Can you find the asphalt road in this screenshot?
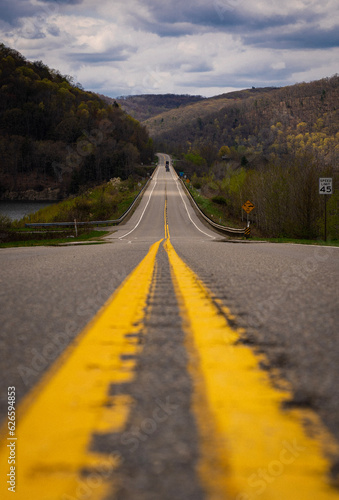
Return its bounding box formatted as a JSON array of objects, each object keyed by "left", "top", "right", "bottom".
[{"left": 0, "top": 153, "right": 338, "bottom": 499}]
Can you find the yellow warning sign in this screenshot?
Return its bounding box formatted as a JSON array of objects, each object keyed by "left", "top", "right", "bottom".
[{"left": 242, "top": 200, "right": 255, "bottom": 214}]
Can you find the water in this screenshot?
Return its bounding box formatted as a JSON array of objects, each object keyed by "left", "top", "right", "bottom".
[{"left": 0, "top": 201, "right": 56, "bottom": 222}]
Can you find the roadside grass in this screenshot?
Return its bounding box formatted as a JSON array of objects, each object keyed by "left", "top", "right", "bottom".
[
  {"left": 0, "top": 230, "right": 109, "bottom": 248},
  {"left": 187, "top": 184, "right": 244, "bottom": 228},
  {"left": 14, "top": 177, "right": 149, "bottom": 227}
]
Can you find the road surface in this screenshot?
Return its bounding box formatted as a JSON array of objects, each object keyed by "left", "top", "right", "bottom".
[{"left": 0, "top": 153, "right": 339, "bottom": 499}]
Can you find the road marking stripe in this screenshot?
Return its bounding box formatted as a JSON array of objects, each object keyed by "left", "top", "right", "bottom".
[
  {"left": 164, "top": 192, "right": 169, "bottom": 239},
  {"left": 165, "top": 237, "right": 339, "bottom": 500},
  {"left": 119, "top": 168, "right": 159, "bottom": 240},
  {"left": 0, "top": 239, "right": 163, "bottom": 500},
  {"left": 170, "top": 169, "right": 215, "bottom": 239}
]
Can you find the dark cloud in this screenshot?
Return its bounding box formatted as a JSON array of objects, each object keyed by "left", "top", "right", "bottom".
[
  {"left": 136, "top": 20, "right": 202, "bottom": 38},
  {"left": 243, "top": 25, "right": 339, "bottom": 49},
  {"left": 38, "top": 0, "right": 83, "bottom": 4},
  {"left": 143, "top": 0, "right": 242, "bottom": 26},
  {"left": 133, "top": 2, "right": 245, "bottom": 36},
  {"left": 47, "top": 24, "right": 61, "bottom": 36},
  {"left": 0, "top": 0, "right": 37, "bottom": 24},
  {"left": 133, "top": 0, "right": 333, "bottom": 50},
  {"left": 69, "top": 47, "right": 136, "bottom": 65},
  {"left": 137, "top": 1, "right": 310, "bottom": 31},
  {"left": 181, "top": 62, "right": 214, "bottom": 73},
  {"left": 21, "top": 27, "right": 46, "bottom": 40},
  {"left": 0, "top": 0, "right": 82, "bottom": 26},
  {"left": 149, "top": 3, "right": 241, "bottom": 26}
]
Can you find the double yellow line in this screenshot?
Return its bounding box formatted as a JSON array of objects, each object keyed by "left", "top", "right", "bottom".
[{"left": 1, "top": 197, "right": 338, "bottom": 500}]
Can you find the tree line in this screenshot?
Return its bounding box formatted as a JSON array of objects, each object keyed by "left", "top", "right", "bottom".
[{"left": 183, "top": 151, "right": 338, "bottom": 240}]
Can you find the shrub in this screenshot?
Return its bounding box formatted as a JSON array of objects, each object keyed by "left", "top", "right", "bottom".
[
  {"left": 0, "top": 214, "right": 12, "bottom": 229},
  {"left": 212, "top": 195, "right": 227, "bottom": 206}
]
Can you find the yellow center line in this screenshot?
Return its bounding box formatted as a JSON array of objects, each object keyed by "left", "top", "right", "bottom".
[
  {"left": 0, "top": 239, "right": 163, "bottom": 500},
  {"left": 164, "top": 197, "right": 168, "bottom": 239},
  {"left": 164, "top": 237, "right": 339, "bottom": 500},
  {"left": 164, "top": 187, "right": 169, "bottom": 240}
]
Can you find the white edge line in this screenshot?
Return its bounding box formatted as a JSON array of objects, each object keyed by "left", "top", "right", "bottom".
[
  {"left": 119, "top": 168, "right": 159, "bottom": 240},
  {"left": 170, "top": 166, "right": 215, "bottom": 240}
]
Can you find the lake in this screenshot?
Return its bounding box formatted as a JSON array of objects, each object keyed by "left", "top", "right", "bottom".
[{"left": 0, "top": 201, "right": 56, "bottom": 221}]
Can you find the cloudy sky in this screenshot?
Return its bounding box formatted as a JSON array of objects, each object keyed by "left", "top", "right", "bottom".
[{"left": 0, "top": 0, "right": 338, "bottom": 97}]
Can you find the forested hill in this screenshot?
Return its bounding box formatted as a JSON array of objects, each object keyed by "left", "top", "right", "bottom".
[
  {"left": 0, "top": 44, "right": 154, "bottom": 199},
  {"left": 112, "top": 94, "right": 205, "bottom": 122},
  {"left": 143, "top": 87, "right": 278, "bottom": 139},
  {"left": 148, "top": 77, "right": 338, "bottom": 241},
  {"left": 150, "top": 76, "right": 339, "bottom": 169},
  {"left": 113, "top": 89, "right": 278, "bottom": 126}
]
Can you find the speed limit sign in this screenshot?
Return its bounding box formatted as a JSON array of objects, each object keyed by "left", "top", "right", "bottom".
[{"left": 319, "top": 178, "right": 332, "bottom": 194}]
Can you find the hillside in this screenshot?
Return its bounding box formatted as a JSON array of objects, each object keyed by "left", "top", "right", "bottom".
[
  {"left": 111, "top": 94, "right": 205, "bottom": 122},
  {"left": 0, "top": 44, "right": 154, "bottom": 200},
  {"left": 161, "top": 76, "right": 339, "bottom": 240},
  {"left": 143, "top": 87, "right": 278, "bottom": 138},
  {"left": 151, "top": 77, "right": 339, "bottom": 169}
]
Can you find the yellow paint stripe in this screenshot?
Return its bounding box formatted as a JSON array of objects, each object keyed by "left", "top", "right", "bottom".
[
  {"left": 0, "top": 239, "right": 162, "bottom": 500},
  {"left": 164, "top": 192, "right": 169, "bottom": 239},
  {"left": 165, "top": 238, "right": 339, "bottom": 500},
  {"left": 164, "top": 198, "right": 168, "bottom": 239}
]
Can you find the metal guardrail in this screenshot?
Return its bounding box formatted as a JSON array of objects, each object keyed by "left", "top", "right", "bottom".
[
  {"left": 25, "top": 175, "right": 153, "bottom": 228},
  {"left": 180, "top": 178, "right": 246, "bottom": 237}
]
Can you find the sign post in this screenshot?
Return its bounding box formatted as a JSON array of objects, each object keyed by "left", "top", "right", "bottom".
[
  {"left": 319, "top": 178, "right": 332, "bottom": 242},
  {"left": 242, "top": 200, "right": 255, "bottom": 238}
]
